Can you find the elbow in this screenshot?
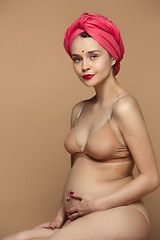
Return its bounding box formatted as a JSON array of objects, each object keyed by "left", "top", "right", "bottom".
[
  {"left": 150, "top": 174, "right": 160, "bottom": 191},
  {"left": 155, "top": 175, "right": 160, "bottom": 189}
]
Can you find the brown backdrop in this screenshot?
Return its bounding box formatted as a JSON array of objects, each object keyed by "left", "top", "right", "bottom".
[{"left": 0, "top": 0, "right": 159, "bottom": 239}]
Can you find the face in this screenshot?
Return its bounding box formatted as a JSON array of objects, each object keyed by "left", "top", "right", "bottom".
[{"left": 70, "top": 36, "right": 116, "bottom": 87}]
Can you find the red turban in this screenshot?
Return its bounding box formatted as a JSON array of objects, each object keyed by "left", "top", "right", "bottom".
[{"left": 64, "top": 13, "right": 124, "bottom": 75}]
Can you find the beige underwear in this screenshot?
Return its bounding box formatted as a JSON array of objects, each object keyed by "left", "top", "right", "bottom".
[{"left": 126, "top": 200, "right": 150, "bottom": 226}]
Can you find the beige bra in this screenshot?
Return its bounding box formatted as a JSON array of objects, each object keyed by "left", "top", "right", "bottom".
[{"left": 64, "top": 95, "right": 134, "bottom": 163}]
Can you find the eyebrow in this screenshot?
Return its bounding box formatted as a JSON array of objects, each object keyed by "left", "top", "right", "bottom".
[
  {"left": 71, "top": 50, "right": 101, "bottom": 57},
  {"left": 88, "top": 50, "right": 101, "bottom": 53}
]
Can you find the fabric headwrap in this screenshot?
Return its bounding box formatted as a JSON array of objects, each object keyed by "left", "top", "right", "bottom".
[{"left": 64, "top": 13, "right": 124, "bottom": 75}]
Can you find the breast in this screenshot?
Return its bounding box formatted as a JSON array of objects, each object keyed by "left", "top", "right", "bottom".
[
  {"left": 64, "top": 122, "right": 132, "bottom": 162},
  {"left": 84, "top": 123, "right": 131, "bottom": 161}
]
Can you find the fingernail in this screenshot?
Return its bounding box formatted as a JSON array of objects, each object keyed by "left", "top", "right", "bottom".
[
  {"left": 49, "top": 226, "right": 54, "bottom": 230},
  {"left": 70, "top": 191, "right": 74, "bottom": 195}
]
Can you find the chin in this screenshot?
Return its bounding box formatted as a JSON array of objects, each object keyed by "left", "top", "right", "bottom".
[
  {"left": 82, "top": 80, "right": 97, "bottom": 88},
  {"left": 78, "top": 77, "right": 96, "bottom": 87}
]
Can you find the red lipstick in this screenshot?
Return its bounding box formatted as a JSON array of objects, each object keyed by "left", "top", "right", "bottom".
[{"left": 82, "top": 74, "right": 95, "bottom": 79}]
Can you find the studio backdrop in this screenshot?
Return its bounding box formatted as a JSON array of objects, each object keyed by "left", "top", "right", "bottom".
[{"left": 0, "top": 0, "right": 159, "bottom": 239}]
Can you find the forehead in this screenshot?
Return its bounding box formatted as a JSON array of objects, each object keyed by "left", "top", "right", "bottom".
[{"left": 70, "top": 36, "right": 104, "bottom": 54}]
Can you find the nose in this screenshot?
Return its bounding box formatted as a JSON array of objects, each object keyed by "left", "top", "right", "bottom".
[{"left": 82, "top": 59, "right": 90, "bottom": 72}]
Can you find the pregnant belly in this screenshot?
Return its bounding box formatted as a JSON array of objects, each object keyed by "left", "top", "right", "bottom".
[{"left": 63, "top": 157, "right": 134, "bottom": 212}]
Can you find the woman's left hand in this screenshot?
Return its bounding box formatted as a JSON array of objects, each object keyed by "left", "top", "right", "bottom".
[{"left": 66, "top": 192, "right": 102, "bottom": 221}]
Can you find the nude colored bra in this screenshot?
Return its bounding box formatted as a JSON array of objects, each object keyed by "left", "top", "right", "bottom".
[{"left": 64, "top": 95, "right": 133, "bottom": 163}]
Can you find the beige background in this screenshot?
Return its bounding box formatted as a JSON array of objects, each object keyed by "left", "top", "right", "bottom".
[{"left": 0, "top": 0, "right": 159, "bottom": 239}]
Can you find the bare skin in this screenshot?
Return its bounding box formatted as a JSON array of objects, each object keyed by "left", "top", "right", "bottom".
[{"left": 3, "top": 36, "right": 159, "bottom": 240}]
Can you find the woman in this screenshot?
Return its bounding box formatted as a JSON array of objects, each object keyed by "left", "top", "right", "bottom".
[{"left": 3, "top": 12, "right": 159, "bottom": 240}]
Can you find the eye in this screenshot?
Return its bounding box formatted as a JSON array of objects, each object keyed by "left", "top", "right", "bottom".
[
  {"left": 72, "top": 57, "right": 82, "bottom": 62},
  {"left": 90, "top": 54, "right": 97, "bottom": 59}
]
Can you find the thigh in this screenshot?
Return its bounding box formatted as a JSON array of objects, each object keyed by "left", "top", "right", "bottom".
[
  {"left": 48, "top": 206, "right": 150, "bottom": 240},
  {"left": 2, "top": 228, "right": 59, "bottom": 240}
]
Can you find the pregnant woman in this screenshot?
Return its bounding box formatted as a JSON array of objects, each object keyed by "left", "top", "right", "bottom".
[{"left": 3, "top": 12, "right": 159, "bottom": 240}]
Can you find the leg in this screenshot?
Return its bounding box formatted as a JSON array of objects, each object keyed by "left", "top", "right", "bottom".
[
  {"left": 2, "top": 228, "right": 59, "bottom": 240},
  {"left": 47, "top": 206, "right": 150, "bottom": 240}
]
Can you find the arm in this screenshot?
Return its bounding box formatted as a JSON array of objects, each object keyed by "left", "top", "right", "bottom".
[
  {"left": 35, "top": 197, "right": 67, "bottom": 229},
  {"left": 96, "top": 96, "right": 160, "bottom": 210},
  {"left": 44, "top": 100, "right": 84, "bottom": 226},
  {"left": 36, "top": 101, "right": 87, "bottom": 227},
  {"left": 52, "top": 197, "right": 68, "bottom": 225},
  {"left": 49, "top": 99, "right": 85, "bottom": 223},
  {"left": 36, "top": 100, "right": 86, "bottom": 228},
  {"left": 70, "top": 100, "right": 86, "bottom": 168}
]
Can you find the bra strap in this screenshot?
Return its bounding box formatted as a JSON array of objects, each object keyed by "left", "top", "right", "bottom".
[
  {"left": 77, "top": 101, "right": 86, "bottom": 118},
  {"left": 109, "top": 94, "right": 135, "bottom": 120},
  {"left": 77, "top": 95, "right": 135, "bottom": 120}
]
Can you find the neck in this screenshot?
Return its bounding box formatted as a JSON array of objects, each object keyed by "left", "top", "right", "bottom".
[{"left": 94, "top": 75, "right": 119, "bottom": 106}]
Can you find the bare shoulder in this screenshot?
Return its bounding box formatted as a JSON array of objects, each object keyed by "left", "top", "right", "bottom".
[
  {"left": 112, "top": 95, "right": 143, "bottom": 120},
  {"left": 71, "top": 96, "right": 94, "bottom": 116},
  {"left": 70, "top": 99, "right": 87, "bottom": 128},
  {"left": 112, "top": 95, "right": 149, "bottom": 149},
  {"left": 71, "top": 100, "right": 86, "bottom": 116}
]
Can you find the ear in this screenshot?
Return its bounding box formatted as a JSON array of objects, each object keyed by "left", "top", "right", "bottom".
[{"left": 111, "top": 58, "right": 116, "bottom": 67}]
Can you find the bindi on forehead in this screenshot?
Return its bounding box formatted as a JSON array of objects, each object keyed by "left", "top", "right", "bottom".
[{"left": 82, "top": 50, "right": 84, "bottom": 52}]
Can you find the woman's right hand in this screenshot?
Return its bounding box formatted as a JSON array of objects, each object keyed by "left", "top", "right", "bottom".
[{"left": 34, "top": 219, "right": 63, "bottom": 230}]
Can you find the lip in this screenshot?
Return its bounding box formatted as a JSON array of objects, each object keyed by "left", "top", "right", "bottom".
[{"left": 82, "top": 74, "right": 95, "bottom": 79}]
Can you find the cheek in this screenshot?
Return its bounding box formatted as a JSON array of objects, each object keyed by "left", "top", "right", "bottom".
[
  {"left": 96, "top": 58, "right": 111, "bottom": 72},
  {"left": 73, "top": 64, "right": 80, "bottom": 75},
  {"left": 96, "top": 62, "right": 107, "bottom": 72}
]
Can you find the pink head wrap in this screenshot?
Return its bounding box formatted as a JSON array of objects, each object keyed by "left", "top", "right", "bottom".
[{"left": 64, "top": 13, "right": 124, "bottom": 75}]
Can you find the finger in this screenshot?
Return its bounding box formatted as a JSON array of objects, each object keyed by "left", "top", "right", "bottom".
[
  {"left": 66, "top": 206, "right": 77, "bottom": 216},
  {"left": 47, "top": 226, "right": 55, "bottom": 230},
  {"left": 34, "top": 222, "right": 50, "bottom": 229},
  {"left": 68, "top": 212, "right": 79, "bottom": 221},
  {"left": 70, "top": 192, "right": 82, "bottom": 200},
  {"left": 47, "top": 222, "right": 57, "bottom": 230}
]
